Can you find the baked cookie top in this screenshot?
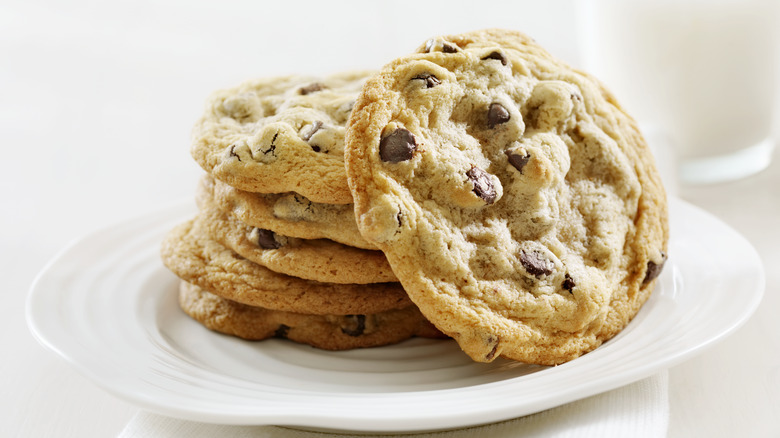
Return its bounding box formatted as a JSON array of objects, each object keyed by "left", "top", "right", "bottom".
[
  {"left": 192, "top": 70, "right": 372, "bottom": 204},
  {"left": 344, "top": 29, "right": 668, "bottom": 365}
]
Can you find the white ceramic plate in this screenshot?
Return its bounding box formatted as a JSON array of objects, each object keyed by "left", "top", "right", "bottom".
[{"left": 26, "top": 197, "right": 764, "bottom": 433}]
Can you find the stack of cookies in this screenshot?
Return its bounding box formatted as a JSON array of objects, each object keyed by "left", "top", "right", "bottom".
[
  {"left": 160, "top": 71, "right": 444, "bottom": 350},
  {"left": 162, "top": 29, "right": 669, "bottom": 365}
]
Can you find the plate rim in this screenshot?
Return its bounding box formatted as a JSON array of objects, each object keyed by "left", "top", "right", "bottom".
[{"left": 25, "top": 196, "right": 765, "bottom": 432}]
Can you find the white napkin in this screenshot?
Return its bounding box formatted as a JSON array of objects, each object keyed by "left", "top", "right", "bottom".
[{"left": 118, "top": 371, "right": 668, "bottom": 438}]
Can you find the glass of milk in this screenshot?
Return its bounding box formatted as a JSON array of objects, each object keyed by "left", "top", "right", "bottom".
[{"left": 579, "top": 0, "right": 779, "bottom": 185}]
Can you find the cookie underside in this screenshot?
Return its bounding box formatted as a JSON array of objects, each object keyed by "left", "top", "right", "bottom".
[
  {"left": 179, "top": 281, "right": 444, "bottom": 350},
  {"left": 160, "top": 218, "right": 412, "bottom": 315}
]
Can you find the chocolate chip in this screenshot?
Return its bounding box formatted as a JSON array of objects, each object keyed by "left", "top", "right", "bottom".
[
  {"left": 300, "top": 121, "right": 323, "bottom": 142},
  {"left": 487, "top": 103, "right": 510, "bottom": 128},
  {"left": 643, "top": 251, "right": 667, "bottom": 284},
  {"left": 256, "top": 228, "right": 281, "bottom": 249},
  {"left": 379, "top": 128, "right": 417, "bottom": 163},
  {"left": 505, "top": 150, "right": 530, "bottom": 173},
  {"left": 466, "top": 166, "right": 497, "bottom": 204},
  {"left": 424, "top": 39, "right": 458, "bottom": 53},
  {"left": 442, "top": 43, "right": 458, "bottom": 53},
  {"left": 341, "top": 315, "right": 366, "bottom": 337},
  {"left": 274, "top": 324, "right": 290, "bottom": 339},
  {"left": 299, "top": 83, "right": 325, "bottom": 95},
  {"left": 482, "top": 51, "right": 508, "bottom": 66},
  {"left": 520, "top": 250, "right": 554, "bottom": 278},
  {"left": 484, "top": 337, "right": 500, "bottom": 361},
  {"left": 300, "top": 121, "right": 325, "bottom": 152},
  {"left": 643, "top": 262, "right": 662, "bottom": 284},
  {"left": 412, "top": 73, "right": 441, "bottom": 88},
  {"left": 562, "top": 274, "right": 575, "bottom": 293}
]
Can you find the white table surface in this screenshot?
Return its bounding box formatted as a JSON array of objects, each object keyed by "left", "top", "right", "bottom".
[{"left": 3, "top": 1, "right": 779, "bottom": 436}]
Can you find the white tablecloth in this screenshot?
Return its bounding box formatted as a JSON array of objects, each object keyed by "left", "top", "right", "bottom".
[{"left": 119, "top": 372, "right": 668, "bottom": 438}]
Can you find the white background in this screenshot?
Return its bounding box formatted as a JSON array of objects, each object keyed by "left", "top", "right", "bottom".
[{"left": 2, "top": 0, "right": 778, "bottom": 436}]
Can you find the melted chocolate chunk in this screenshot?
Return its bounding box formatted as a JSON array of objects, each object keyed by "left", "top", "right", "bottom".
[
  {"left": 466, "top": 166, "right": 497, "bottom": 204},
  {"left": 643, "top": 251, "right": 668, "bottom": 284},
  {"left": 299, "top": 83, "right": 325, "bottom": 95},
  {"left": 424, "top": 39, "right": 458, "bottom": 53},
  {"left": 487, "top": 103, "right": 510, "bottom": 128},
  {"left": 301, "top": 121, "right": 325, "bottom": 152},
  {"left": 256, "top": 228, "right": 282, "bottom": 249},
  {"left": 442, "top": 43, "right": 458, "bottom": 53},
  {"left": 274, "top": 324, "right": 290, "bottom": 339},
  {"left": 484, "top": 337, "right": 500, "bottom": 361},
  {"left": 481, "top": 51, "right": 508, "bottom": 66},
  {"left": 300, "top": 121, "right": 323, "bottom": 142},
  {"left": 562, "top": 274, "right": 575, "bottom": 293},
  {"left": 341, "top": 315, "right": 366, "bottom": 337},
  {"left": 520, "top": 250, "right": 554, "bottom": 278},
  {"left": 412, "top": 73, "right": 441, "bottom": 88},
  {"left": 505, "top": 150, "right": 531, "bottom": 173},
  {"left": 379, "top": 128, "right": 417, "bottom": 162}
]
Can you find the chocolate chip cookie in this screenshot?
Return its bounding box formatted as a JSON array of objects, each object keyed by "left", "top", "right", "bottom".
[
  {"left": 344, "top": 29, "right": 669, "bottom": 365},
  {"left": 161, "top": 217, "right": 411, "bottom": 315},
  {"left": 179, "top": 281, "right": 444, "bottom": 350},
  {"left": 192, "top": 71, "right": 372, "bottom": 205},
  {"left": 196, "top": 175, "right": 375, "bottom": 250},
  {"left": 195, "top": 204, "right": 397, "bottom": 284}
]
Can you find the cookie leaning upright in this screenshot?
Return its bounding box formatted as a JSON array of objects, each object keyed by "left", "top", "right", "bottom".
[
  {"left": 192, "top": 71, "right": 372, "bottom": 205},
  {"left": 344, "top": 29, "right": 669, "bottom": 365}
]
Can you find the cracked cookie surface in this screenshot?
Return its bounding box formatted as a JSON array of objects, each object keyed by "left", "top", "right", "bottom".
[
  {"left": 192, "top": 71, "right": 372, "bottom": 204},
  {"left": 345, "top": 29, "right": 668, "bottom": 365}
]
